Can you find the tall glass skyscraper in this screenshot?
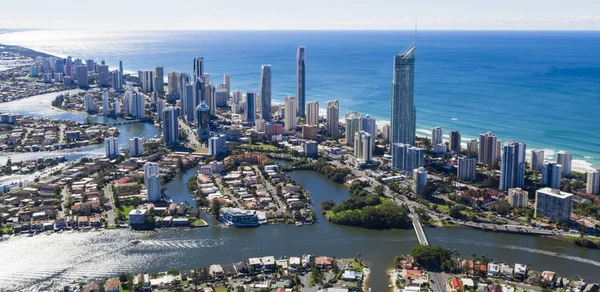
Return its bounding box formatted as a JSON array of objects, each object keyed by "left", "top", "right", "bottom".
[
  {"left": 296, "top": 46, "right": 306, "bottom": 117},
  {"left": 390, "top": 44, "right": 416, "bottom": 146},
  {"left": 259, "top": 65, "right": 272, "bottom": 121}
]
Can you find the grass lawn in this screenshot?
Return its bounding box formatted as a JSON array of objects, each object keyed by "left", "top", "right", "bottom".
[
  {"left": 191, "top": 219, "right": 208, "bottom": 227},
  {"left": 1, "top": 225, "right": 13, "bottom": 234},
  {"left": 118, "top": 205, "right": 136, "bottom": 220},
  {"left": 381, "top": 197, "right": 394, "bottom": 204},
  {"left": 441, "top": 221, "right": 460, "bottom": 227},
  {"left": 214, "top": 287, "right": 227, "bottom": 292},
  {"left": 342, "top": 258, "right": 364, "bottom": 272},
  {"left": 267, "top": 218, "right": 275, "bottom": 223},
  {"left": 242, "top": 144, "right": 279, "bottom": 151},
  {"left": 194, "top": 147, "right": 209, "bottom": 153}
]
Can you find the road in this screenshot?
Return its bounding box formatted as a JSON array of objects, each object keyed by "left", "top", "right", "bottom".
[
  {"left": 179, "top": 118, "right": 202, "bottom": 148},
  {"left": 429, "top": 272, "right": 449, "bottom": 292},
  {"left": 214, "top": 176, "right": 242, "bottom": 208},
  {"left": 253, "top": 165, "right": 286, "bottom": 212},
  {"left": 58, "top": 186, "right": 69, "bottom": 219},
  {"left": 103, "top": 183, "right": 116, "bottom": 226}
]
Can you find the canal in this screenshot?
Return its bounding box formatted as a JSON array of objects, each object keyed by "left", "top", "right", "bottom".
[{"left": 1, "top": 169, "right": 600, "bottom": 291}]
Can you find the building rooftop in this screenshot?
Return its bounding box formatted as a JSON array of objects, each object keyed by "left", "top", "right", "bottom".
[{"left": 537, "top": 187, "right": 574, "bottom": 199}]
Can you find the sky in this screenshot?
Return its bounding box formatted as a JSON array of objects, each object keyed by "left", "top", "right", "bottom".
[{"left": 1, "top": 0, "right": 599, "bottom": 31}]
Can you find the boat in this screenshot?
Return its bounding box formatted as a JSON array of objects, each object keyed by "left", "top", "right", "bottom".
[
  {"left": 295, "top": 222, "right": 303, "bottom": 226},
  {"left": 27, "top": 233, "right": 34, "bottom": 237},
  {"left": 131, "top": 240, "right": 141, "bottom": 245}
]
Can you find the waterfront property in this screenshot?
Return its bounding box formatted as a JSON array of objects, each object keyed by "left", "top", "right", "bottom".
[{"left": 219, "top": 207, "right": 259, "bottom": 227}]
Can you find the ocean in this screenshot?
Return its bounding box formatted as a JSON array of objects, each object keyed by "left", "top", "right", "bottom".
[{"left": 0, "top": 30, "right": 599, "bottom": 169}]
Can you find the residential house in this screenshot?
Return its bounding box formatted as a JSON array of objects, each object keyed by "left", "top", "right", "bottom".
[
  {"left": 105, "top": 278, "right": 120, "bottom": 292},
  {"left": 209, "top": 264, "right": 224, "bottom": 279},
  {"left": 234, "top": 261, "right": 249, "bottom": 275},
  {"left": 223, "top": 265, "right": 237, "bottom": 278},
  {"left": 315, "top": 257, "right": 333, "bottom": 270}
]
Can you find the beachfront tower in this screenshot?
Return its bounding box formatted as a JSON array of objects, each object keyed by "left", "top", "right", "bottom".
[
  {"left": 296, "top": 46, "right": 306, "bottom": 117},
  {"left": 259, "top": 65, "right": 272, "bottom": 121},
  {"left": 390, "top": 44, "right": 416, "bottom": 147}
]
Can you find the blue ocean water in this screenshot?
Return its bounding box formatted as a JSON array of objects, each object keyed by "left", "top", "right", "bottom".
[{"left": 1, "top": 30, "right": 599, "bottom": 169}]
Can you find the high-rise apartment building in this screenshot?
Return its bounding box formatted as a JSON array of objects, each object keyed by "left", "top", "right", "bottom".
[
  {"left": 296, "top": 46, "right": 306, "bottom": 117},
  {"left": 197, "top": 102, "right": 210, "bottom": 142},
  {"left": 105, "top": 136, "right": 119, "bottom": 158},
  {"left": 431, "top": 126, "right": 443, "bottom": 146},
  {"left": 390, "top": 44, "right": 416, "bottom": 146},
  {"left": 508, "top": 188, "right": 528, "bottom": 208},
  {"left": 326, "top": 100, "right": 339, "bottom": 138},
  {"left": 345, "top": 112, "right": 361, "bottom": 146},
  {"left": 306, "top": 101, "right": 319, "bottom": 126},
  {"left": 541, "top": 162, "right": 562, "bottom": 189},
  {"left": 392, "top": 143, "right": 424, "bottom": 175},
  {"left": 587, "top": 170, "right": 600, "bottom": 195},
  {"left": 531, "top": 150, "right": 545, "bottom": 171},
  {"left": 284, "top": 96, "right": 297, "bottom": 131},
  {"left": 457, "top": 156, "right": 477, "bottom": 181},
  {"left": 535, "top": 187, "right": 573, "bottom": 222},
  {"left": 556, "top": 151, "right": 572, "bottom": 177},
  {"left": 354, "top": 131, "right": 372, "bottom": 165},
  {"left": 478, "top": 132, "right": 498, "bottom": 166},
  {"left": 413, "top": 167, "right": 428, "bottom": 196},
  {"left": 162, "top": 106, "right": 179, "bottom": 147},
  {"left": 449, "top": 131, "right": 461, "bottom": 153},
  {"left": 128, "top": 137, "right": 144, "bottom": 157},
  {"left": 259, "top": 65, "right": 272, "bottom": 121},
  {"left": 499, "top": 141, "right": 526, "bottom": 191},
  {"left": 167, "top": 71, "right": 179, "bottom": 98},
  {"left": 245, "top": 91, "right": 256, "bottom": 125}
]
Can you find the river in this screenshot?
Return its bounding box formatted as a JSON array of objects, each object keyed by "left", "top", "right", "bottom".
[{"left": 1, "top": 168, "right": 600, "bottom": 291}]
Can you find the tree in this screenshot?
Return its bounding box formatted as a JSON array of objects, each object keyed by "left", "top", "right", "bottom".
[
  {"left": 211, "top": 199, "right": 222, "bottom": 217},
  {"left": 320, "top": 200, "right": 336, "bottom": 211}
]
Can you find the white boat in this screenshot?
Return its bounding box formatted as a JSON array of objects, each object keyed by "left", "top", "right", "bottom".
[
  {"left": 131, "top": 240, "right": 141, "bottom": 245},
  {"left": 295, "top": 222, "right": 303, "bottom": 226}
]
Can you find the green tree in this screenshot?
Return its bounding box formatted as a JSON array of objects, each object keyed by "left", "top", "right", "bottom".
[{"left": 211, "top": 199, "right": 222, "bottom": 217}]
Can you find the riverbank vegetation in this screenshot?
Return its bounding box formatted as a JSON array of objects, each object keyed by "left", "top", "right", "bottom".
[
  {"left": 322, "top": 182, "right": 411, "bottom": 229},
  {"left": 399, "top": 245, "right": 458, "bottom": 272},
  {"left": 286, "top": 158, "right": 351, "bottom": 184}
]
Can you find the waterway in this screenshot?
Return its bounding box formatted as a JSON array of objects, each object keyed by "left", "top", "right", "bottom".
[
  {"left": 1, "top": 169, "right": 600, "bottom": 291},
  {"left": 0, "top": 90, "right": 161, "bottom": 166}
]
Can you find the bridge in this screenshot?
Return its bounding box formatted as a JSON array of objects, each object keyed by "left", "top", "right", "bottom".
[
  {"left": 98, "top": 119, "right": 150, "bottom": 126},
  {"left": 409, "top": 206, "right": 429, "bottom": 246}
]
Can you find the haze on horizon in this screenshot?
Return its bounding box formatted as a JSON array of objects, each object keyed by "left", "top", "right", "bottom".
[{"left": 1, "top": 0, "right": 599, "bottom": 31}]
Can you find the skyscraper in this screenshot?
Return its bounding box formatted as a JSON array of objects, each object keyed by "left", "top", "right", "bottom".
[
  {"left": 556, "top": 151, "right": 572, "bottom": 177},
  {"left": 178, "top": 73, "right": 190, "bottom": 103},
  {"left": 119, "top": 60, "right": 123, "bottom": 84},
  {"left": 162, "top": 106, "right": 179, "bottom": 147},
  {"left": 131, "top": 92, "right": 145, "bottom": 119},
  {"left": 508, "top": 188, "right": 528, "bottom": 208},
  {"left": 431, "top": 126, "right": 443, "bottom": 146},
  {"left": 223, "top": 74, "right": 230, "bottom": 94},
  {"left": 326, "top": 100, "right": 339, "bottom": 138},
  {"left": 139, "top": 70, "right": 154, "bottom": 92},
  {"left": 245, "top": 91, "right": 256, "bottom": 125},
  {"left": 193, "top": 57, "right": 204, "bottom": 79},
  {"left": 531, "top": 150, "right": 545, "bottom": 171},
  {"left": 499, "top": 141, "right": 526, "bottom": 191},
  {"left": 354, "top": 131, "right": 372, "bottom": 164},
  {"left": 345, "top": 112, "right": 361, "bottom": 146},
  {"left": 110, "top": 70, "right": 122, "bottom": 90},
  {"left": 478, "top": 132, "right": 498, "bottom": 166},
  {"left": 65, "top": 56, "right": 74, "bottom": 78},
  {"left": 467, "top": 139, "right": 478, "bottom": 157},
  {"left": 182, "top": 84, "right": 196, "bottom": 123},
  {"left": 391, "top": 143, "right": 425, "bottom": 174},
  {"left": 284, "top": 96, "right": 297, "bottom": 131},
  {"left": 449, "top": 131, "right": 461, "bottom": 153},
  {"left": 206, "top": 83, "right": 216, "bottom": 116},
  {"left": 457, "top": 156, "right": 477, "bottom": 181},
  {"left": 360, "top": 115, "right": 377, "bottom": 148},
  {"left": 102, "top": 90, "right": 110, "bottom": 116},
  {"left": 76, "top": 65, "right": 88, "bottom": 88},
  {"left": 105, "top": 136, "right": 119, "bottom": 158},
  {"left": 296, "top": 46, "right": 306, "bottom": 117},
  {"left": 97, "top": 64, "right": 109, "bottom": 87},
  {"left": 154, "top": 66, "right": 164, "bottom": 94},
  {"left": 541, "top": 162, "right": 562, "bottom": 189},
  {"left": 382, "top": 124, "right": 390, "bottom": 143},
  {"left": 144, "top": 162, "right": 161, "bottom": 202},
  {"left": 413, "top": 167, "right": 428, "bottom": 196},
  {"left": 84, "top": 94, "right": 96, "bottom": 113},
  {"left": 306, "top": 101, "right": 319, "bottom": 126},
  {"left": 587, "top": 170, "right": 600, "bottom": 195},
  {"left": 260, "top": 65, "right": 272, "bottom": 121},
  {"left": 167, "top": 71, "right": 179, "bottom": 98},
  {"left": 535, "top": 187, "right": 573, "bottom": 222},
  {"left": 128, "top": 137, "right": 144, "bottom": 157},
  {"left": 197, "top": 102, "right": 210, "bottom": 142},
  {"left": 390, "top": 44, "right": 416, "bottom": 146}
]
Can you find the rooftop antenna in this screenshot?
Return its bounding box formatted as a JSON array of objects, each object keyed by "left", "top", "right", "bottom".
[{"left": 414, "top": 19, "right": 418, "bottom": 48}]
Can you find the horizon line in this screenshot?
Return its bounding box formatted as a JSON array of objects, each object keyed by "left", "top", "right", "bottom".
[{"left": 2, "top": 28, "right": 600, "bottom": 32}]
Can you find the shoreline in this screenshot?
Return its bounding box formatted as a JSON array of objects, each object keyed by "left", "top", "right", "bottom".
[{"left": 1, "top": 38, "right": 598, "bottom": 169}]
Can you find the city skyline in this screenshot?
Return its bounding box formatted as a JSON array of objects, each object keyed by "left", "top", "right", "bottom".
[{"left": 1, "top": 0, "right": 600, "bottom": 31}]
